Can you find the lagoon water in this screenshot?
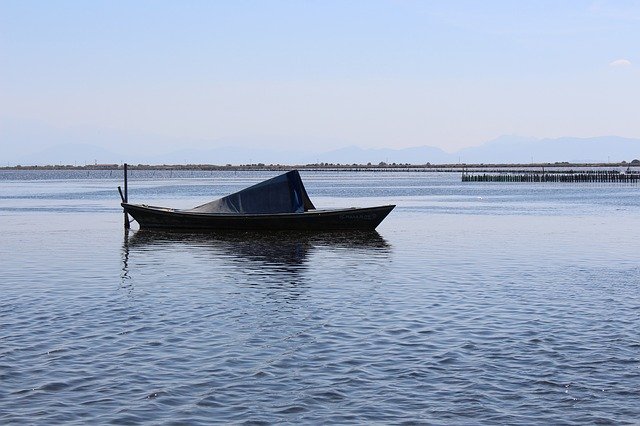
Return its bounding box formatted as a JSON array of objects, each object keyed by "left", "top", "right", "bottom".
[{"left": 1, "top": 169, "right": 639, "bottom": 424}]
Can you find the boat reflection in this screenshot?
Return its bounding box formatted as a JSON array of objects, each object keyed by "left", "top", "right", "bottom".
[{"left": 121, "top": 229, "right": 391, "bottom": 283}]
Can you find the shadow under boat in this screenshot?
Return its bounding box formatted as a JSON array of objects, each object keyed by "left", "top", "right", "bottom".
[{"left": 123, "top": 228, "right": 391, "bottom": 271}]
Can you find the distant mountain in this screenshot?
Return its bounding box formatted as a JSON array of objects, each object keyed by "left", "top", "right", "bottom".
[
  {"left": 145, "top": 146, "right": 309, "bottom": 166},
  {"left": 300, "top": 136, "right": 640, "bottom": 165},
  {"left": 13, "top": 143, "right": 124, "bottom": 166},
  {"left": 310, "top": 145, "right": 452, "bottom": 165},
  {"left": 458, "top": 135, "right": 640, "bottom": 164},
  {"left": 2, "top": 118, "right": 639, "bottom": 166},
  {"left": 2, "top": 118, "right": 168, "bottom": 166}
]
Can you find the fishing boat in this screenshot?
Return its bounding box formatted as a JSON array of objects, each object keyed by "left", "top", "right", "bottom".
[{"left": 120, "top": 170, "right": 395, "bottom": 231}]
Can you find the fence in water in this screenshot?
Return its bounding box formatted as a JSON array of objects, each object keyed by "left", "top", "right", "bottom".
[{"left": 462, "top": 170, "right": 640, "bottom": 183}]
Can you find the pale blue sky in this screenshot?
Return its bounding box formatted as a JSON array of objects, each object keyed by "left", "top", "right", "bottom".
[{"left": 1, "top": 0, "right": 638, "bottom": 157}]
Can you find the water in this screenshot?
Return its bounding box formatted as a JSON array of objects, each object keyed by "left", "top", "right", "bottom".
[{"left": 1, "top": 170, "right": 639, "bottom": 424}]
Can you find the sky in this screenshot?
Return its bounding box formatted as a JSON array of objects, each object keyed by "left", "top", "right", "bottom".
[{"left": 1, "top": 0, "right": 639, "bottom": 160}]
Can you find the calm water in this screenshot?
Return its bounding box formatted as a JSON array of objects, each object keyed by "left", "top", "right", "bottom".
[{"left": 1, "top": 170, "right": 639, "bottom": 424}]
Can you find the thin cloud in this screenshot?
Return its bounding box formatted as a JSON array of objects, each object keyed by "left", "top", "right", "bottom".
[{"left": 609, "top": 59, "right": 632, "bottom": 67}]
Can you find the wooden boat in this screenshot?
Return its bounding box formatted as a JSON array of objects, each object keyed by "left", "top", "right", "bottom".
[{"left": 121, "top": 170, "right": 394, "bottom": 231}]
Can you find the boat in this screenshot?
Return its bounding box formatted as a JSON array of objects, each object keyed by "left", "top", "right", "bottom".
[{"left": 120, "top": 170, "right": 395, "bottom": 231}]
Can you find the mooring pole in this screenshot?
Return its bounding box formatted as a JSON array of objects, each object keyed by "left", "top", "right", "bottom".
[
  {"left": 123, "top": 163, "right": 130, "bottom": 229},
  {"left": 124, "top": 163, "right": 128, "bottom": 202}
]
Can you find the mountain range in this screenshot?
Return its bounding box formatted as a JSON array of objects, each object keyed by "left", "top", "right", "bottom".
[{"left": 0, "top": 122, "right": 640, "bottom": 166}]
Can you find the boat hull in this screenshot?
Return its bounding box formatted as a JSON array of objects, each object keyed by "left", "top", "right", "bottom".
[{"left": 122, "top": 203, "right": 395, "bottom": 231}]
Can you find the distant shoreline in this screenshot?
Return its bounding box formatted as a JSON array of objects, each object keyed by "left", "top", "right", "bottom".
[{"left": 1, "top": 161, "right": 639, "bottom": 172}]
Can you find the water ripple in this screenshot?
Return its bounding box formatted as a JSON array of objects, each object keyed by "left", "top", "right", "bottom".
[{"left": 1, "top": 172, "right": 639, "bottom": 424}]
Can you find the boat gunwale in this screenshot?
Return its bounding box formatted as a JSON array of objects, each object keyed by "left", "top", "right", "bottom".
[{"left": 121, "top": 203, "right": 396, "bottom": 219}]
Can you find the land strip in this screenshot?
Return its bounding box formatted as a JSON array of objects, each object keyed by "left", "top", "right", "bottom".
[{"left": 2, "top": 161, "right": 639, "bottom": 172}]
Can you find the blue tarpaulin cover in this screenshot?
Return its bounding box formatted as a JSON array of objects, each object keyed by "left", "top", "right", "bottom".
[{"left": 185, "top": 170, "right": 316, "bottom": 214}]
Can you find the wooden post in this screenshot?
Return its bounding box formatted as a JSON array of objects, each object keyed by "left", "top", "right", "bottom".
[
  {"left": 124, "top": 163, "right": 128, "bottom": 203},
  {"left": 123, "top": 163, "right": 130, "bottom": 229}
]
